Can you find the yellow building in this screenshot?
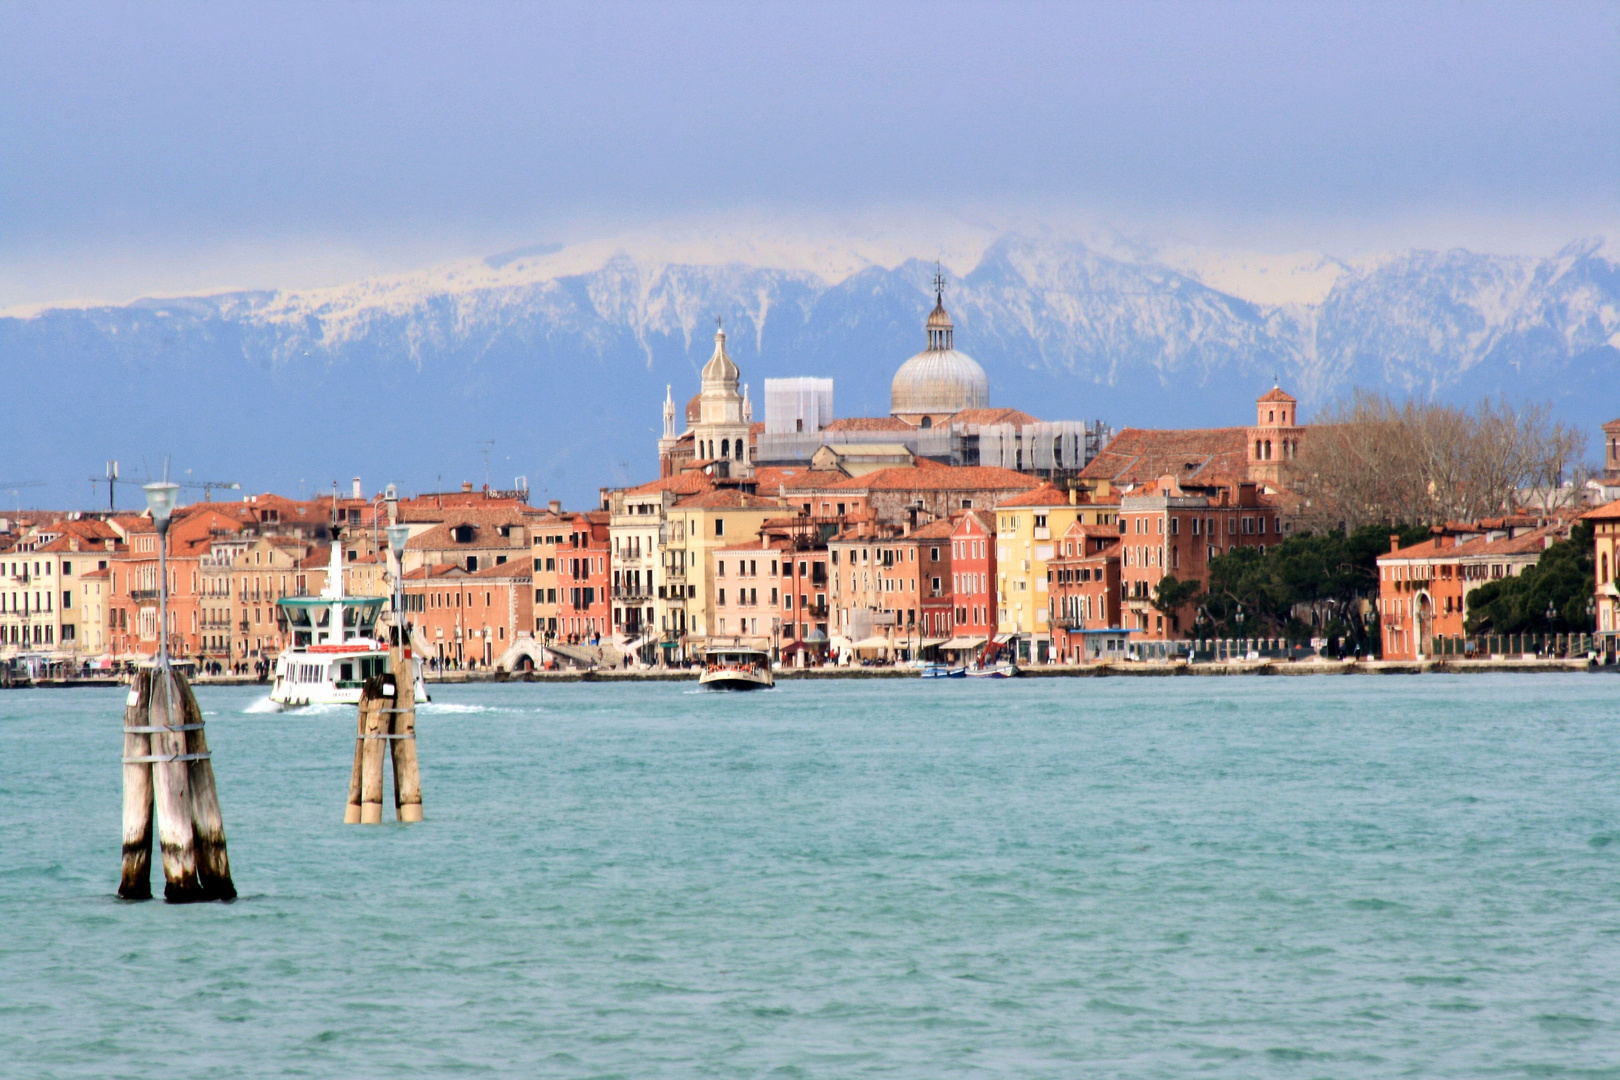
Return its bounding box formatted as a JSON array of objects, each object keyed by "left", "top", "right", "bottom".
[
  {"left": 1587, "top": 499, "right": 1620, "bottom": 659},
  {"left": 662, "top": 489, "right": 785, "bottom": 653},
  {"left": 993, "top": 485, "right": 1119, "bottom": 663}
]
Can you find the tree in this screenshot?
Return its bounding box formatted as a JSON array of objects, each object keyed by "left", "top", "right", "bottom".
[
  {"left": 1151, "top": 575, "right": 1201, "bottom": 617},
  {"left": 1291, "top": 392, "right": 1588, "bottom": 532},
  {"left": 1193, "top": 524, "right": 1429, "bottom": 652},
  {"left": 1464, "top": 522, "right": 1594, "bottom": 636}
]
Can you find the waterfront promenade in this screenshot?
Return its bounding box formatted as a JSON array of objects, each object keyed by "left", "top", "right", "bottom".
[{"left": 11, "top": 655, "right": 1610, "bottom": 690}]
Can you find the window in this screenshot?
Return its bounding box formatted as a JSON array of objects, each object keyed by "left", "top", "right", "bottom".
[
  {"left": 717, "top": 561, "right": 725, "bottom": 577},
  {"left": 931, "top": 547, "right": 940, "bottom": 561},
  {"left": 714, "top": 518, "right": 724, "bottom": 537}
]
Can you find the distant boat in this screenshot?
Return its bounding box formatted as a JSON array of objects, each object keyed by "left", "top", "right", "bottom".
[
  {"left": 698, "top": 647, "right": 775, "bottom": 691},
  {"left": 269, "top": 541, "right": 428, "bottom": 708},
  {"left": 920, "top": 664, "right": 967, "bottom": 679},
  {"left": 967, "top": 663, "right": 1018, "bottom": 679}
]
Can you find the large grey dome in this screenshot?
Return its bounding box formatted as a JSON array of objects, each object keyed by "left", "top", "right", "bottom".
[
  {"left": 890, "top": 348, "right": 989, "bottom": 414},
  {"left": 890, "top": 292, "right": 988, "bottom": 415}
]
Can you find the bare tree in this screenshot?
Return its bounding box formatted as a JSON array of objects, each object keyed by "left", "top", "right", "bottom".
[{"left": 1290, "top": 392, "right": 1587, "bottom": 531}]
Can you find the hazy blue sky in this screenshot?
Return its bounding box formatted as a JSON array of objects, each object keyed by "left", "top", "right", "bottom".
[{"left": 2, "top": 0, "right": 1617, "bottom": 305}]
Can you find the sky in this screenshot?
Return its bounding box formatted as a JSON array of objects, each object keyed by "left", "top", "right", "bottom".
[{"left": 1, "top": 0, "right": 1617, "bottom": 308}]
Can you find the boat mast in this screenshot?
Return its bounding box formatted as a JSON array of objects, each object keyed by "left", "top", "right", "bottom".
[{"left": 325, "top": 487, "right": 346, "bottom": 644}]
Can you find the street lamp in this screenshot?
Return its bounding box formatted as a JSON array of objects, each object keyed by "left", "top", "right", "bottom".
[
  {"left": 387, "top": 522, "right": 411, "bottom": 650},
  {"left": 143, "top": 481, "right": 180, "bottom": 670}
]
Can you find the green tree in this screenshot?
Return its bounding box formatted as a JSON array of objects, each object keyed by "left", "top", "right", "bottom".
[
  {"left": 1196, "top": 523, "right": 1429, "bottom": 653},
  {"left": 1464, "top": 522, "right": 1594, "bottom": 636}
]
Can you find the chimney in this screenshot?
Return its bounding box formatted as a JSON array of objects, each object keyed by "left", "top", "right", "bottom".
[
  {"left": 1068, "top": 487, "right": 1078, "bottom": 506},
  {"left": 548, "top": 499, "right": 561, "bottom": 515},
  {"left": 352, "top": 477, "right": 362, "bottom": 500},
  {"left": 1390, "top": 534, "right": 1401, "bottom": 553},
  {"left": 461, "top": 481, "right": 474, "bottom": 493}
]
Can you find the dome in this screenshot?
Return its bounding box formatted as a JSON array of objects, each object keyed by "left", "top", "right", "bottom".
[
  {"left": 891, "top": 348, "right": 989, "bottom": 415},
  {"left": 685, "top": 394, "right": 701, "bottom": 426},
  {"left": 890, "top": 286, "right": 988, "bottom": 415}
]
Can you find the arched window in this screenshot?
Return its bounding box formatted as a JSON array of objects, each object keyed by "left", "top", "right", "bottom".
[
  {"left": 1604, "top": 551, "right": 1610, "bottom": 584},
  {"left": 920, "top": 416, "right": 932, "bottom": 428},
  {"left": 721, "top": 438, "right": 730, "bottom": 459}
]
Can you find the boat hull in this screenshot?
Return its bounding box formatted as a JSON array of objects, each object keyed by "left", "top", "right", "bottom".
[{"left": 697, "top": 669, "right": 775, "bottom": 691}]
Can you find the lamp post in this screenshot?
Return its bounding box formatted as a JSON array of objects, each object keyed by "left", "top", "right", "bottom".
[
  {"left": 143, "top": 481, "right": 180, "bottom": 670},
  {"left": 387, "top": 522, "right": 411, "bottom": 651}
]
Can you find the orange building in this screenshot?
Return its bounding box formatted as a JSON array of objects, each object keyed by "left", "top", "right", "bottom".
[
  {"left": 1587, "top": 500, "right": 1620, "bottom": 656},
  {"left": 1048, "top": 521, "right": 1124, "bottom": 662},
  {"left": 1376, "top": 525, "right": 1557, "bottom": 660},
  {"left": 1117, "top": 477, "right": 1282, "bottom": 640}
]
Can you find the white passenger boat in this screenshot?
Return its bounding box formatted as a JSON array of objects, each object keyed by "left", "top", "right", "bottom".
[
  {"left": 697, "top": 647, "right": 775, "bottom": 691},
  {"left": 269, "top": 540, "right": 428, "bottom": 708}
]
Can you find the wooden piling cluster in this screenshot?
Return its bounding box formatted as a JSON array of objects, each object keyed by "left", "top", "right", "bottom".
[
  {"left": 118, "top": 668, "right": 235, "bottom": 902},
  {"left": 345, "top": 647, "right": 423, "bottom": 824}
]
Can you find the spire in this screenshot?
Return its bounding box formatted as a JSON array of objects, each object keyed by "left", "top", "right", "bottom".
[
  {"left": 662, "top": 384, "right": 677, "bottom": 439},
  {"left": 742, "top": 383, "right": 753, "bottom": 423},
  {"left": 701, "top": 314, "right": 739, "bottom": 387},
  {"left": 925, "top": 267, "right": 954, "bottom": 351}
]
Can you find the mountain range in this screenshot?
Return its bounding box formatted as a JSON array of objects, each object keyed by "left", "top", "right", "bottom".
[{"left": 2, "top": 233, "right": 1616, "bottom": 510}]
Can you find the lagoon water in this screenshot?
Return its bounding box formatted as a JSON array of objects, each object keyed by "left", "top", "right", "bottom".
[{"left": 2, "top": 675, "right": 1619, "bottom": 1077}]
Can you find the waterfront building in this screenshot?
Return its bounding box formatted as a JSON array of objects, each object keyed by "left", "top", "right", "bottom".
[
  {"left": 710, "top": 539, "right": 787, "bottom": 653},
  {"left": 664, "top": 489, "right": 785, "bottom": 652},
  {"left": 0, "top": 517, "right": 120, "bottom": 662},
  {"left": 827, "top": 525, "right": 913, "bottom": 659},
  {"left": 1047, "top": 521, "right": 1124, "bottom": 662},
  {"left": 913, "top": 518, "right": 958, "bottom": 646},
  {"left": 942, "top": 511, "right": 997, "bottom": 660},
  {"left": 554, "top": 511, "right": 612, "bottom": 644},
  {"left": 992, "top": 484, "right": 1121, "bottom": 663},
  {"left": 1588, "top": 500, "right": 1620, "bottom": 655},
  {"left": 526, "top": 502, "right": 574, "bottom": 640},
  {"left": 1376, "top": 523, "right": 1560, "bottom": 660},
  {"left": 1117, "top": 476, "right": 1281, "bottom": 640},
  {"left": 402, "top": 559, "right": 533, "bottom": 668}
]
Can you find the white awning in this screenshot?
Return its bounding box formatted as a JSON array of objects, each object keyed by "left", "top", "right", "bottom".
[
  {"left": 852, "top": 636, "right": 893, "bottom": 651},
  {"left": 939, "top": 636, "right": 987, "bottom": 650}
]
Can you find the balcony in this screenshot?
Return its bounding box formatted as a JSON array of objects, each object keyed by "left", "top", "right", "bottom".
[
  {"left": 613, "top": 585, "right": 652, "bottom": 600},
  {"left": 131, "top": 589, "right": 159, "bottom": 603}
]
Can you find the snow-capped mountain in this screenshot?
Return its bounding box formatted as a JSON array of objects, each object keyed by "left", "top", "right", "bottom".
[{"left": 2, "top": 234, "right": 1616, "bottom": 508}]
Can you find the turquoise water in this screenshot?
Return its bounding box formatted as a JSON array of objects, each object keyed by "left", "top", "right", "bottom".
[{"left": 2, "top": 676, "right": 1619, "bottom": 1077}]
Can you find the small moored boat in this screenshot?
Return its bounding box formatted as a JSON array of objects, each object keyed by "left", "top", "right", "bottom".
[
  {"left": 920, "top": 664, "right": 967, "bottom": 679},
  {"left": 967, "top": 663, "right": 1019, "bottom": 679},
  {"left": 698, "top": 647, "right": 775, "bottom": 691}
]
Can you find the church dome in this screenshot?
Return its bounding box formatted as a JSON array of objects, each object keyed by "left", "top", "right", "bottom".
[{"left": 891, "top": 287, "right": 988, "bottom": 416}]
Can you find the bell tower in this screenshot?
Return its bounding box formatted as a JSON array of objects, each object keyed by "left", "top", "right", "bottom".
[{"left": 1247, "top": 384, "right": 1303, "bottom": 488}]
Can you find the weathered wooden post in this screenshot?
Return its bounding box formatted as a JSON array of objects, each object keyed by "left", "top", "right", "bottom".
[
  {"left": 390, "top": 647, "right": 423, "bottom": 822},
  {"left": 342, "top": 507, "right": 425, "bottom": 824},
  {"left": 118, "top": 671, "right": 155, "bottom": 899},
  {"left": 118, "top": 480, "right": 235, "bottom": 902}
]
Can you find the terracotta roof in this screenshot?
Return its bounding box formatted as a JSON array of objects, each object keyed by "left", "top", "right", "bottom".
[
  {"left": 751, "top": 466, "right": 849, "bottom": 492},
  {"left": 81, "top": 566, "right": 111, "bottom": 579},
  {"left": 675, "top": 489, "right": 785, "bottom": 510},
  {"left": 1582, "top": 499, "right": 1620, "bottom": 522},
  {"left": 834, "top": 465, "right": 1042, "bottom": 493},
  {"left": 822, "top": 416, "right": 914, "bottom": 433},
  {"left": 1380, "top": 526, "right": 1557, "bottom": 562},
  {"left": 995, "top": 483, "right": 1072, "bottom": 508},
  {"left": 951, "top": 407, "right": 1041, "bottom": 427},
  {"left": 298, "top": 545, "right": 331, "bottom": 569},
  {"left": 1079, "top": 427, "right": 1250, "bottom": 486},
  {"left": 469, "top": 558, "right": 531, "bottom": 581},
  {"left": 403, "top": 564, "right": 466, "bottom": 581},
  {"left": 623, "top": 472, "right": 715, "bottom": 497},
  {"left": 1258, "top": 387, "right": 1297, "bottom": 403},
  {"left": 716, "top": 539, "right": 788, "bottom": 552},
  {"left": 908, "top": 518, "right": 958, "bottom": 540}
]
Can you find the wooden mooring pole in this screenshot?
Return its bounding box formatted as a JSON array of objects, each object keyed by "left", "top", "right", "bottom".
[
  {"left": 119, "top": 666, "right": 235, "bottom": 902},
  {"left": 344, "top": 647, "right": 423, "bottom": 823}
]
